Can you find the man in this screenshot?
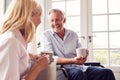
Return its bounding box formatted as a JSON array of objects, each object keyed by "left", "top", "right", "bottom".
[{"left": 40, "top": 9, "right": 116, "bottom": 80}]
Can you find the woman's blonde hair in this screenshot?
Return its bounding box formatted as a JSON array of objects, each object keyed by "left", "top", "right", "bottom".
[{"left": 0, "top": 0, "right": 42, "bottom": 42}]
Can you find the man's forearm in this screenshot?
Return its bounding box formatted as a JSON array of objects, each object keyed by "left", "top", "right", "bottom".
[
  {"left": 57, "top": 56, "right": 87, "bottom": 65},
  {"left": 57, "top": 57, "right": 75, "bottom": 64}
]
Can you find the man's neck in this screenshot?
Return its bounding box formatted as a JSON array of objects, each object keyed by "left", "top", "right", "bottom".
[{"left": 56, "top": 28, "right": 65, "bottom": 40}]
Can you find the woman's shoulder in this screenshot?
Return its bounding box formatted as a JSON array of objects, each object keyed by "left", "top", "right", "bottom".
[{"left": 0, "top": 32, "right": 18, "bottom": 46}]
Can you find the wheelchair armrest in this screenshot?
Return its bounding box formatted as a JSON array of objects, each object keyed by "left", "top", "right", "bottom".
[{"left": 84, "top": 62, "right": 104, "bottom": 68}]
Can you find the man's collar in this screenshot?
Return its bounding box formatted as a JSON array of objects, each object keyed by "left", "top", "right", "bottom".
[{"left": 50, "top": 28, "right": 71, "bottom": 36}]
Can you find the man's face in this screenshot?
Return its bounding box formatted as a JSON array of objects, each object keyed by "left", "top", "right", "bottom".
[{"left": 49, "top": 12, "right": 66, "bottom": 33}]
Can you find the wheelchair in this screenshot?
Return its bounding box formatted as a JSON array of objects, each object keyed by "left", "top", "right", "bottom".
[{"left": 56, "top": 62, "right": 104, "bottom": 80}]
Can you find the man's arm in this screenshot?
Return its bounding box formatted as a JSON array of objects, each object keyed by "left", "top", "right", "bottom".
[
  {"left": 57, "top": 56, "right": 87, "bottom": 65},
  {"left": 57, "top": 49, "right": 89, "bottom": 65}
]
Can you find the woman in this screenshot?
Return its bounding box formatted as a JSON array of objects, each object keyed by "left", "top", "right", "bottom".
[{"left": 0, "top": 0, "right": 48, "bottom": 80}]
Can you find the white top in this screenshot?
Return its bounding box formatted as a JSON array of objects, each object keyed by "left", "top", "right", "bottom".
[
  {"left": 40, "top": 28, "right": 88, "bottom": 72},
  {"left": 0, "top": 30, "right": 30, "bottom": 80}
]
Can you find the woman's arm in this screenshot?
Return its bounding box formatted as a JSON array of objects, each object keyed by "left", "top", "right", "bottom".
[{"left": 24, "top": 55, "right": 49, "bottom": 80}]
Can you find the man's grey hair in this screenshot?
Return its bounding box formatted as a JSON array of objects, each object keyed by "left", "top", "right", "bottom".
[{"left": 48, "top": 9, "right": 65, "bottom": 19}]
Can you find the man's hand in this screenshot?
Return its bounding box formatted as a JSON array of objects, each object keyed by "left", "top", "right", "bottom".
[
  {"left": 73, "top": 49, "right": 89, "bottom": 65},
  {"left": 73, "top": 56, "right": 87, "bottom": 65}
]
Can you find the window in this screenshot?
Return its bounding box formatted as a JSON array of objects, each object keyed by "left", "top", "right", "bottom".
[
  {"left": 51, "top": 0, "right": 120, "bottom": 66},
  {"left": 0, "top": 0, "right": 5, "bottom": 19},
  {"left": 0, "top": 0, "right": 11, "bottom": 19},
  {"left": 92, "top": 0, "right": 120, "bottom": 66},
  {"left": 52, "top": 0, "right": 81, "bottom": 36}
]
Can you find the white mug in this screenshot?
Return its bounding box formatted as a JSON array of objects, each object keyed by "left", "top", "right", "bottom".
[{"left": 76, "top": 48, "right": 87, "bottom": 57}]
